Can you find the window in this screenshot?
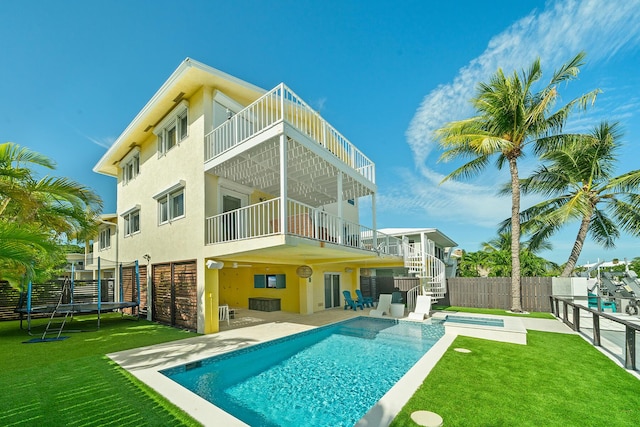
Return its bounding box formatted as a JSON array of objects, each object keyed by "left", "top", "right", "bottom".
[
  {"left": 99, "top": 228, "right": 111, "bottom": 250},
  {"left": 121, "top": 147, "right": 140, "bottom": 184},
  {"left": 154, "top": 181, "right": 186, "bottom": 225},
  {"left": 123, "top": 153, "right": 139, "bottom": 183},
  {"left": 155, "top": 101, "right": 189, "bottom": 156},
  {"left": 122, "top": 207, "right": 141, "bottom": 236},
  {"left": 254, "top": 274, "right": 286, "bottom": 289}
]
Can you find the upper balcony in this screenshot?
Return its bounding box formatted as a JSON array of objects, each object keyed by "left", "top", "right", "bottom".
[
  {"left": 205, "top": 197, "right": 404, "bottom": 259},
  {"left": 204, "top": 84, "right": 376, "bottom": 205}
]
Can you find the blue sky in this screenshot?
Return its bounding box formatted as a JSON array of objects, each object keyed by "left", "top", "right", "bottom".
[{"left": 1, "top": 0, "right": 639, "bottom": 265}]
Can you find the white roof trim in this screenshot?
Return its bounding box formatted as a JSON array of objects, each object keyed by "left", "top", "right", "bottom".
[
  {"left": 121, "top": 204, "right": 141, "bottom": 217},
  {"left": 153, "top": 180, "right": 186, "bottom": 200}
]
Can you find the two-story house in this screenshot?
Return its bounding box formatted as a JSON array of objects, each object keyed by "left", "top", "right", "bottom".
[{"left": 92, "top": 58, "right": 455, "bottom": 334}]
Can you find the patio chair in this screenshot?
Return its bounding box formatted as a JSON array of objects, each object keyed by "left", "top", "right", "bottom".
[
  {"left": 370, "top": 294, "right": 393, "bottom": 317},
  {"left": 355, "top": 289, "right": 374, "bottom": 308},
  {"left": 219, "top": 304, "right": 230, "bottom": 325},
  {"left": 407, "top": 295, "right": 432, "bottom": 321},
  {"left": 391, "top": 291, "right": 403, "bottom": 304},
  {"left": 343, "top": 291, "right": 364, "bottom": 311},
  {"left": 587, "top": 293, "right": 617, "bottom": 312}
]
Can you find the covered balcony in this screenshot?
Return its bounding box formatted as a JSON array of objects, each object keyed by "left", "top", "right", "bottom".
[
  {"left": 205, "top": 83, "right": 375, "bottom": 186},
  {"left": 204, "top": 84, "right": 381, "bottom": 255}
]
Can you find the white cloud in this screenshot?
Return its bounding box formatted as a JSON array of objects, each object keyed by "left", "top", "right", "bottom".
[
  {"left": 399, "top": 0, "right": 640, "bottom": 228},
  {"left": 85, "top": 136, "right": 115, "bottom": 149}
]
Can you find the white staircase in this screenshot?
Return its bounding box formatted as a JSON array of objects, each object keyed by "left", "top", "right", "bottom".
[{"left": 403, "top": 244, "right": 446, "bottom": 311}]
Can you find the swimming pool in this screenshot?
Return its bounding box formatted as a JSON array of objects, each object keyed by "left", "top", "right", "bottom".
[{"left": 161, "top": 317, "right": 444, "bottom": 427}]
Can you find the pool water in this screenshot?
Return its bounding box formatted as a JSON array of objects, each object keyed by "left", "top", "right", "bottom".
[
  {"left": 162, "top": 317, "right": 444, "bottom": 427},
  {"left": 445, "top": 315, "right": 504, "bottom": 327}
]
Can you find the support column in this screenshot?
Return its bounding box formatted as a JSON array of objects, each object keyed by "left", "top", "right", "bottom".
[
  {"left": 279, "top": 134, "right": 288, "bottom": 234},
  {"left": 337, "top": 172, "right": 343, "bottom": 244},
  {"left": 372, "top": 193, "right": 377, "bottom": 249},
  {"left": 204, "top": 266, "right": 220, "bottom": 334}
]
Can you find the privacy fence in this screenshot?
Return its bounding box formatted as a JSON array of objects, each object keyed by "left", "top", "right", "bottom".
[{"left": 447, "top": 276, "right": 553, "bottom": 313}]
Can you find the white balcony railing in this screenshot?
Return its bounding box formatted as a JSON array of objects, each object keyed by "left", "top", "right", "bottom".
[
  {"left": 205, "top": 84, "right": 375, "bottom": 183},
  {"left": 206, "top": 198, "right": 394, "bottom": 253}
]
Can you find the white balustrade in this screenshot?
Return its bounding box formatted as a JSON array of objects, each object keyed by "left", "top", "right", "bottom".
[{"left": 204, "top": 84, "right": 375, "bottom": 183}]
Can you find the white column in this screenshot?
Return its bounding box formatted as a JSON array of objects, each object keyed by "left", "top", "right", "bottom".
[
  {"left": 337, "top": 172, "right": 343, "bottom": 244},
  {"left": 279, "top": 134, "right": 288, "bottom": 234},
  {"left": 372, "top": 193, "right": 377, "bottom": 250}
]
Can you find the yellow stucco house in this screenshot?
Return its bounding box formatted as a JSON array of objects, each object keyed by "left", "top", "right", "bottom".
[{"left": 92, "top": 58, "right": 455, "bottom": 334}]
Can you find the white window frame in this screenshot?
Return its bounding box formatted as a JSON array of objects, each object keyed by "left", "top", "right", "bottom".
[
  {"left": 99, "top": 228, "right": 111, "bottom": 250},
  {"left": 154, "top": 181, "right": 186, "bottom": 225},
  {"left": 155, "top": 100, "right": 189, "bottom": 156},
  {"left": 121, "top": 205, "right": 141, "bottom": 237},
  {"left": 121, "top": 147, "right": 140, "bottom": 184}
]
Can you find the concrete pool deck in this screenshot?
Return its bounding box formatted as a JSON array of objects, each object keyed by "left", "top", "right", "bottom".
[{"left": 107, "top": 309, "right": 574, "bottom": 427}]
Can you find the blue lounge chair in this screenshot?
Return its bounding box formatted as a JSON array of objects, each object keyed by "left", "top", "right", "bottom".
[
  {"left": 355, "top": 289, "right": 374, "bottom": 308},
  {"left": 588, "top": 292, "right": 617, "bottom": 312},
  {"left": 343, "top": 291, "right": 364, "bottom": 311}
]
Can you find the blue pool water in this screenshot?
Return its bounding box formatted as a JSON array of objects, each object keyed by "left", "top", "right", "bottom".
[
  {"left": 445, "top": 315, "right": 504, "bottom": 327},
  {"left": 162, "top": 317, "right": 444, "bottom": 427}
]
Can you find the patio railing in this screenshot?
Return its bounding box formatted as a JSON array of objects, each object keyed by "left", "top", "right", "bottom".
[
  {"left": 205, "top": 198, "right": 383, "bottom": 251},
  {"left": 551, "top": 295, "right": 639, "bottom": 371},
  {"left": 204, "top": 84, "right": 375, "bottom": 183}
]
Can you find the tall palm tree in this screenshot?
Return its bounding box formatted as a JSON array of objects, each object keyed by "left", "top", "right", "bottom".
[
  {"left": 0, "top": 142, "right": 102, "bottom": 285},
  {"left": 435, "top": 52, "right": 599, "bottom": 312},
  {"left": 515, "top": 121, "right": 640, "bottom": 276}
]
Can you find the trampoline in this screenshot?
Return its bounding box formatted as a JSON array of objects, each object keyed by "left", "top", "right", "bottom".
[{"left": 15, "top": 259, "right": 142, "bottom": 335}]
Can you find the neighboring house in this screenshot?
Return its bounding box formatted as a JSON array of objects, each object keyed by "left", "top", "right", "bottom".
[
  {"left": 374, "top": 228, "right": 458, "bottom": 278},
  {"left": 92, "top": 58, "right": 456, "bottom": 334}
]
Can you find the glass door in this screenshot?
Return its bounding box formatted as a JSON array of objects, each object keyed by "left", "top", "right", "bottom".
[{"left": 324, "top": 273, "right": 341, "bottom": 309}]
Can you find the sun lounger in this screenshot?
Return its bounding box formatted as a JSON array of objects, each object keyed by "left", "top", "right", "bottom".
[
  {"left": 408, "top": 295, "right": 432, "bottom": 320},
  {"left": 370, "top": 294, "right": 392, "bottom": 317}
]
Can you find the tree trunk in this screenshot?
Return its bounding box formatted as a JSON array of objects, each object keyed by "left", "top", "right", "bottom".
[
  {"left": 561, "top": 210, "right": 593, "bottom": 277},
  {"left": 508, "top": 157, "right": 523, "bottom": 312}
]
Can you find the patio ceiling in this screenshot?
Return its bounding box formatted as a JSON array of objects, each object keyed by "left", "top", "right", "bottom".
[{"left": 207, "top": 137, "right": 374, "bottom": 207}]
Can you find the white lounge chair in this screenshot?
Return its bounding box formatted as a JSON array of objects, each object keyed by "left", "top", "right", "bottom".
[
  {"left": 370, "top": 294, "right": 393, "bottom": 317},
  {"left": 408, "top": 295, "right": 432, "bottom": 320}
]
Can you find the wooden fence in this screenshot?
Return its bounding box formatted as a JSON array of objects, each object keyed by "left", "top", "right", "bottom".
[{"left": 447, "top": 277, "right": 553, "bottom": 312}]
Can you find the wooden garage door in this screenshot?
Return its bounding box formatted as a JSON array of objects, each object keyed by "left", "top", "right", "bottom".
[{"left": 152, "top": 261, "right": 197, "bottom": 330}]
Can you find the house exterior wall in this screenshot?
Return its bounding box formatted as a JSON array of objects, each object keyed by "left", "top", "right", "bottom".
[
  {"left": 94, "top": 60, "right": 413, "bottom": 334},
  {"left": 116, "top": 87, "right": 207, "bottom": 266}
]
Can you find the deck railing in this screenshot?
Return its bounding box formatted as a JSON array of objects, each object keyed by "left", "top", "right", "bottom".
[
  {"left": 206, "top": 198, "right": 396, "bottom": 254},
  {"left": 551, "top": 295, "right": 639, "bottom": 371},
  {"left": 204, "top": 84, "right": 375, "bottom": 183}
]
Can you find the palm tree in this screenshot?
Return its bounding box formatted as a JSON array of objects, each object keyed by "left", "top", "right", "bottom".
[
  {"left": 435, "top": 52, "right": 599, "bottom": 312},
  {"left": 0, "top": 142, "right": 102, "bottom": 285},
  {"left": 459, "top": 250, "right": 490, "bottom": 277},
  {"left": 515, "top": 121, "right": 640, "bottom": 276}
]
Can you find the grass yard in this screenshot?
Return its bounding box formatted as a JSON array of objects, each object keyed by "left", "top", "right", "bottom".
[
  {"left": 391, "top": 330, "right": 640, "bottom": 427},
  {"left": 0, "top": 313, "right": 200, "bottom": 427},
  {"left": 4, "top": 309, "right": 638, "bottom": 427}
]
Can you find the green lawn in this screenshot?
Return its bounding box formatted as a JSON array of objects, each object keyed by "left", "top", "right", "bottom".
[
  {"left": 2, "top": 310, "right": 638, "bottom": 427},
  {"left": 0, "top": 313, "right": 201, "bottom": 427},
  {"left": 391, "top": 331, "right": 640, "bottom": 427}
]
